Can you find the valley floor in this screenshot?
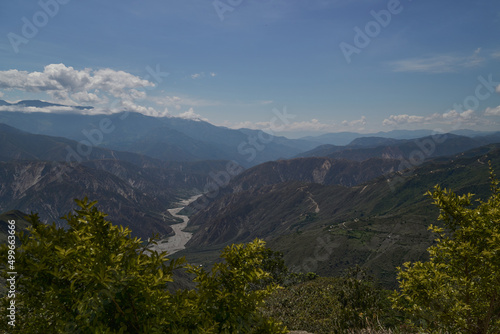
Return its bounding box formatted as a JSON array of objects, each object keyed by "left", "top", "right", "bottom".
[{"left": 150, "top": 194, "right": 201, "bottom": 255}]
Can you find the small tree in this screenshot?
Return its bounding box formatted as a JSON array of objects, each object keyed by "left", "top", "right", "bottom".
[
  {"left": 0, "top": 198, "right": 286, "bottom": 333},
  {"left": 181, "top": 240, "right": 287, "bottom": 333},
  {"left": 0, "top": 198, "right": 184, "bottom": 333},
  {"left": 392, "top": 165, "right": 500, "bottom": 333}
]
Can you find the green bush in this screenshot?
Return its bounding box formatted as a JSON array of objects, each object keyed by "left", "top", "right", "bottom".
[
  {"left": 0, "top": 198, "right": 286, "bottom": 333},
  {"left": 392, "top": 165, "right": 500, "bottom": 333},
  {"left": 262, "top": 267, "right": 401, "bottom": 334}
]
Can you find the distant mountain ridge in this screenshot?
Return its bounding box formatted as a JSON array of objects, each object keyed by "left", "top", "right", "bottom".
[
  {"left": 0, "top": 123, "right": 162, "bottom": 166},
  {"left": 296, "top": 133, "right": 500, "bottom": 161},
  {"left": 300, "top": 129, "right": 497, "bottom": 146},
  {"left": 0, "top": 107, "right": 317, "bottom": 167},
  {"left": 2, "top": 100, "right": 498, "bottom": 167}
]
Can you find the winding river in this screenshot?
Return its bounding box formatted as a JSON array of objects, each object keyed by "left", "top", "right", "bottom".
[{"left": 150, "top": 194, "right": 201, "bottom": 255}]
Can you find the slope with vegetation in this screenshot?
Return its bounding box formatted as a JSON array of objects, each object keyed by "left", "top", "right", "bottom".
[
  {"left": 262, "top": 167, "right": 500, "bottom": 333},
  {"left": 183, "top": 145, "right": 500, "bottom": 287},
  {"left": 1, "top": 167, "right": 498, "bottom": 333}
]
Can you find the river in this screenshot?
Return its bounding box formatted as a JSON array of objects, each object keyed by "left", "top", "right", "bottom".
[{"left": 150, "top": 194, "right": 201, "bottom": 255}]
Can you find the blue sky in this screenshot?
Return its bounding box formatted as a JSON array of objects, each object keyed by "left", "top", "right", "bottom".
[{"left": 1, "top": 0, "right": 499, "bottom": 137}]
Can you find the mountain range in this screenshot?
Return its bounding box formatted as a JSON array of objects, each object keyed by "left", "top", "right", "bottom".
[
  {"left": 2, "top": 100, "right": 498, "bottom": 167},
  {"left": 0, "top": 102, "right": 316, "bottom": 167},
  {"left": 181, "top": 144, "right": 500, "bottom": 287},
  {"left": 300, "top": 129, "right": 498, "bottom": 146},
  {"left": 296, "top": 133, "right": 500, "bottom": 161},
  {"left": 0, "top": 122, "right": 239, "bottom": 239},
  {"left": 1, "top": 101, "right": 500, "bottom": 287}
]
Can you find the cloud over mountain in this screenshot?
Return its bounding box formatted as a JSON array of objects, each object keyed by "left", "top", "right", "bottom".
[
  {"left": 0, "top": 63, "right": 155, "bottom": 112},
  {"left": 381, "top": 107, "right": 500, "bottom": 129}
]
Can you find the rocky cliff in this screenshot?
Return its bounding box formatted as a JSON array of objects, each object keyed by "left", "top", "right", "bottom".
[{"left": 0, "top": 161, "right": 175, "bottom": 240}]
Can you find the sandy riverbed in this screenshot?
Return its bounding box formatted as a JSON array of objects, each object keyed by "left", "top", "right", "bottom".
[{"left": 149, "top": 194, "right": 201, "bottom": 255}]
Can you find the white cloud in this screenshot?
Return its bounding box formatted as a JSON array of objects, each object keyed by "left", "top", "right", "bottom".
[
  {"left": 383, "top": 109, "right": 478, "bottom": 127},
  {"left": 442, "top": 109, "right": 476, "bottom": 120},
  {"left": 389, "top": 49, "right": 487, "bottom": 73},
  {"left": 44, "top": 63, "right": 92, "bottom": 92},
  {"left": 190, "top": 72, "right": 217, "bottom": 80},
  {"left": 0, "top": 105, "right": 80, "bottom": 114},
  {"left": 281, "top": 119, "right": 335, "bottom": 132},
  {"left": 0, "top": 63, "right": 155, "bottom": 110},
  {"left": 155, "top": 95, "right": 183, "bottom": 106},
  {"left": 222, "top": 121, "right": 269, "bottom": 130},
  {"left": 177, "top": 108, "right": 207, "bottom": 121},
  {"left": 492, "top": 51, "right": 500, "bottom": 59},
  {"left": 459, "top": 109, "right": 475, "bottom": 119},
  {"left": 382, "top": 114, "right": 425, "bottom": 126},
  {"left": 0, "top": 68, "right": 60, "bottom": 91},
  {"left": 128, "top": 89, "right": 147, "bottom": 100},
  {"left": 119, "top": 100, "right": 168, "bottom": 117},
  {"left": 485, "top": 106, "right": 500, "bottom": 116},
  {"left": 222, "top": 118, "right": 345, "bottom": 133},
  {"left": 71, "top": 91, "right": 104, "bottom": 104},
  {"left": 342, "top": 116, "right": 366, "bottom": 128},
  {"left": 389, "top": 55, "right": 460, "bottom": 73},
  {"left": 442, "top": 110, "right": 459, "bottom": 119},
  {"left": 465, "top": 47, "right": 484, "bottom": 68},
  {"left": 87, "top": 67, "right": 154, "bottom": 96}
]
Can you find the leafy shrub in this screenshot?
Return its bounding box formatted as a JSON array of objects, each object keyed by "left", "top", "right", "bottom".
[
  {"left": 263, "top": 267, "right": 401, "bottom": 334},
  {"left": 392, "top": 165, "right": 500, "bottom": 333},
  {"left": 0, "top": 198, "right": 286, "bottom": 333}
]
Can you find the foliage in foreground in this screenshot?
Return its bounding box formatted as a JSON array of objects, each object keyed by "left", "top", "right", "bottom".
[
  {"left": 392, "top": 164, "right": 500, "bottom": 334},
  {"left": 262, "top": 267, "right": 404, "bottom": 334},
  {"left": 0, "top": 198, "right": 286, "bottom": 333},
  {"left": 1, "top": 166, "right": 499, "bottom": 333}
]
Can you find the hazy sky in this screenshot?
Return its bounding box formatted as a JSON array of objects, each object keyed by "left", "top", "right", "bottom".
[{"left": 1, "top": 0, "right": 500, "bottom": 137}]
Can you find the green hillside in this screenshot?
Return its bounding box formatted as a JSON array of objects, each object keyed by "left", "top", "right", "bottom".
[{"left": 181, "top": 145, "right": 500, "bottom": 287}]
